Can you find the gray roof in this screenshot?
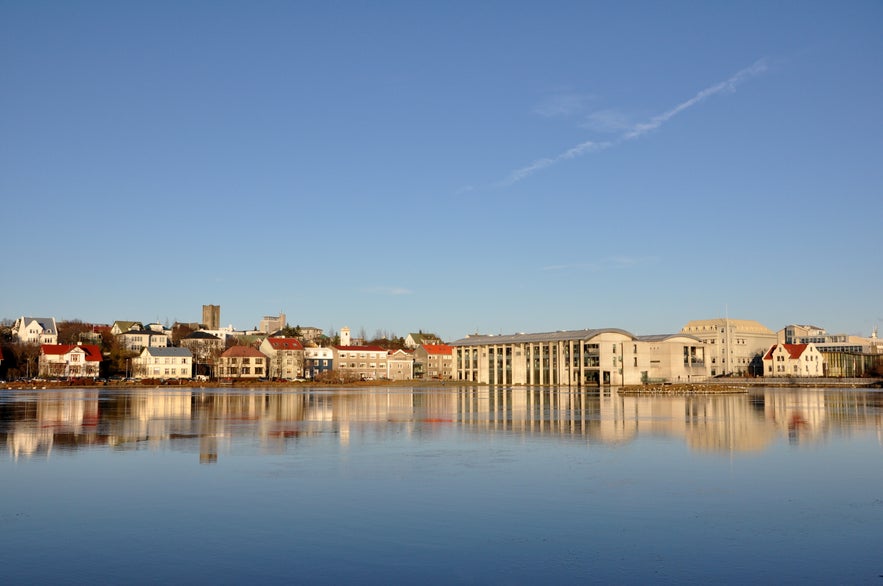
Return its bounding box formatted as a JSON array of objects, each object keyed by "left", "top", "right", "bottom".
[
  {"left": 449, "top": 329, "right": 703, "bottom": 346},
  {"left": 449, "top": 328, "right": 638, "bottom": 346},
  {"left": 21, "top": 317, "right": 57, "bottom": 334},
  {"left": 141, "top": 347, "right": 192, "bottom": 358}
]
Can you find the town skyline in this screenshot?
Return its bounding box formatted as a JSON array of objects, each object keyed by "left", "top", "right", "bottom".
[{"left": 3, "top": 3, "right": 881, "bottom": 341}]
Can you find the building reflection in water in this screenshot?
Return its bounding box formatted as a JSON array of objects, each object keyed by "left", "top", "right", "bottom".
[{"left": 2, "top": 386, "right": 882, "bottom": 461}]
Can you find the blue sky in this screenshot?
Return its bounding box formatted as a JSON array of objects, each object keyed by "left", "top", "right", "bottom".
[{"left": 2, "top": 1, "right": 881, "bottom": 341}]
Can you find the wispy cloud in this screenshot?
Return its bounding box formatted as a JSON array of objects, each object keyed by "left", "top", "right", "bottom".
[
  {"left": 361, "top": 286, "right": 413, "bottom": 296},
  {"left": 502, "top": 58, "right": 769, "bottom": 186},
  {"left": 534, "top": 92, "right": 592, "bottom": 118}
]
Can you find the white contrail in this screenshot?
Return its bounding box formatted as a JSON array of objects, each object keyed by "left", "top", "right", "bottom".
[{"left": 501, "top": 58, "right": 768, "bottom": 186}]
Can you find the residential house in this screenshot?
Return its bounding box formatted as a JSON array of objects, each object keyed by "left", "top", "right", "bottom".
[
  {"left": 260, "top": 337, "right": 304, "bottom": 379},
  {"left": 680, "top": 318, "right": 778, "bottom": 376},
  {"left": 117, "top": 328, "right": 170, "bottom": 352},
  {"left": 387, "top": 349, "right": 414, "bottom": 381},
  {"left": 110, "top": 321, "right": 143, "bottom": 335},
  {"left": 763, "top": 343, "right": 824, "bottom": 377},
  {"left": 13, "top": 317, "right": 58, "bottom": 345},
  {"left": 216, "top": 346, "right": 268, "bottom": 379},
  {"left": 132, "top": 347, "right": 193, "bottom": 380},
  {"left": 414, "top": 344, "right": 454, "bottom": 379},
  {"left": 38, "top": 343, "right": 101, "bottom": 378},
  {"left": 304, "top": 347, "right": 333, "bottom": 379},
  {"left": 404, "top": 332, "right": 443, "bottom": 349},
  {"left": 180, "top": 331, "right": 224, "bottom": 377}
]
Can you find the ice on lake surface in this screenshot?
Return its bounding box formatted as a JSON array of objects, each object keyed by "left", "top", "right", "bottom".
[{"left": 2, "top": 385, "right": 882, "bottom": 584}]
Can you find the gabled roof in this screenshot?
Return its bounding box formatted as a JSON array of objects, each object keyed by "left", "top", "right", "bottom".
[
  {"left": 764, "top": 343, "right": 809, "bottom": 360},
  {"left": 18, "top": 317, "right": 58, "bottom": 334},
  {"left": 265, "top": 337, "right": 304, "bottom": 351},
  {"left": 220, "top": 346, "right": 266, "bottom": 358},
  {"left": 183, "top": 331, "right": 221, "bottom": 340},
  {"left": 421, "top": 344, "right": 453, "bottom": 355},
  {"left": 140, "top": 347, "right": 192, "bottom": 358},
  {"left": 40, "top": 344, "right": 102, "bottom": 362}
]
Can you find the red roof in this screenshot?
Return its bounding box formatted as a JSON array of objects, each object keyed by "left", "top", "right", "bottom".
[
  {"left": 764, "top": 343, "right": 809, "bottom": 360},
  {"left": 40, "top": 344, "right": 102, "bottom": 362},
  {"left": 266, "top": 337, "right": 304, "bottom": 350},
  {"left": 220, "top": 346, "right": 267, "bottom": 358},
  {"left": 422, "top": 344, "right": 453, "bottom": 355}
]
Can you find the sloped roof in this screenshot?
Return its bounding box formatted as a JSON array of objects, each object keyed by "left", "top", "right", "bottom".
[
  {"left": 183, "top": 331, "right": 221, "bottom": 340},
  {"left": 220, "top": 346, "right": 266, "bottom": 358},
  {"left": 266, "top": 337, "right": 304, "bottom": 350},
  {"left": 41, "top": 344, "right": 102, "bottom": 361},
  {"left": 20, "top": 317, "right": 58, "bottom": 334},
  {"left": 141, "top": 347, "right": 192, "bottom": 358},
  {"left": 421, "top": 344, "right": 453, "bottom": 355},
  {"left": 763, "top": 343, "right": 809, "bottom": 360}
]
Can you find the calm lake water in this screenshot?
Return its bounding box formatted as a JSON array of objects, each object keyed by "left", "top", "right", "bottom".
[{"left": 1, "top": 385, "right": 881, "bottom": 585}]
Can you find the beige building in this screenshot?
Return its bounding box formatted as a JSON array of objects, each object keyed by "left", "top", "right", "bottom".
[
  {"left": 259, "top": 313, "right": 287, "bottom": 334},
  {"left": 680, "top": 318, "right": 777, "bottom": 376},
  {"left": 387, "top": 349, "right": 414, "bottom": 381},
  {"left": 132, "top": 347, "right": 193, "bottom": 380},
  {"left": 216, "top": 346, "right": 267, "bottom": 379},
  {"left": 333, "top": 345, "right": 389, "bottom": 381},
  {"left": 259, "top": 337, "right": 304, "bottom": 379},
  {"left": 762, "top": 343, "right": 824, "bottom": 377},
  {"left": 414, "top": 344, "right": 454, "bottom": 379},
  {"left": 450, "top": 329, "right": 708, "bottom": 386}
]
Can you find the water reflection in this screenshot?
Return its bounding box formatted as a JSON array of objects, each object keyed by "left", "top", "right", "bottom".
[{"left": 2, "top": 386, "right": 881, "bottom": 461}]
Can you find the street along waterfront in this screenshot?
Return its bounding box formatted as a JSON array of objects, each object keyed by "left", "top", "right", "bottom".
[{"left": 2, "top": 385, "right": 881, "bottom": 584}]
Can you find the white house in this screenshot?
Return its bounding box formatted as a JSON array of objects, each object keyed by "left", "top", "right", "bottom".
[
  {"left": 38, "top": 343, "right": 102, "bottom": 378},
  {"left": 132, "top": 347, "right": 193, "bottom": 380},
  {"left": 763, "top": 343, "right": 824, "bottom": 377},
  {"left": 13, "top": 317, "right": 58, "bottom": 345},
  {"left": 117, "top": 328, "right": 170, "bottom": 352}
]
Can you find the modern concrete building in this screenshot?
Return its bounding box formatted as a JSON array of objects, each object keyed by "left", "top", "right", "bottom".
[
  {"left": 450, "top": 329, "right": 708, "bottom": 386},
  {"left": 680, "top": 318, "right": 777, "bottom": 376},
  {"left": 132, "top": 347, "right": 193, "bottom": 380},
  {"left": 778, "top": 324, "right": 881, "bottom": 354},
  {"left": 259, "top": 313, "right": 287, "bottom": 334}
]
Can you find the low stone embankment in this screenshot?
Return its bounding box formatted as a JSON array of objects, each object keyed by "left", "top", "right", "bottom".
[{"left": 618, "top": 383, "right": 749, "bottom": 396}]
